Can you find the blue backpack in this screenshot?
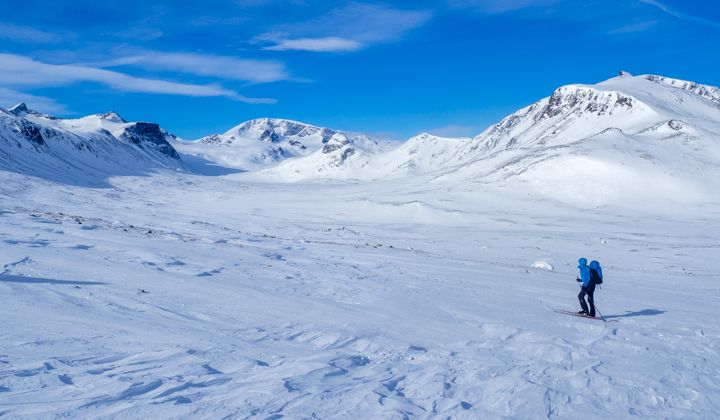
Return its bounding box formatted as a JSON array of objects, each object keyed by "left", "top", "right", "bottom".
[{"left": 589, "top": 261, "right": 603, "bottom": 285}]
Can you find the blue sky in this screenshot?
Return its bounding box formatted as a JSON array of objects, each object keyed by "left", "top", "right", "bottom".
[{"left": 1, "top": 0, "right": 719, "bottom": 139}]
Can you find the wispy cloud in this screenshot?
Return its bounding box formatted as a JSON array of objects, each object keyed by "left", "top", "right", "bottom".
[
  {"left": 0, "top": 22, "right": 66, "bottom": 43},
  {"left": 0, "top": 53, "right": 275, "bottom": 104},
  {"left": 0, "top": 87, "right": 69, "bottom": 114},
  {"left": 99, "top": 52, "right": 290, "bottom": 84},
  {"left": 263, "top": 37, "right": 363, "bottom": 52},
  {"left": 640, "top": 0, "right": 720, "bottom": 29},
  {"left": 113, "top": 25, "right": 164, "bottom": 42},
  {"left": 607, "top": 20, "right": 657, "bottom": 34},
  {"left": 257, "top": 3, "right": 432, "bottom": 52},
  {"left": 447, "top": 0, "right": 558, "bottom": 14}
]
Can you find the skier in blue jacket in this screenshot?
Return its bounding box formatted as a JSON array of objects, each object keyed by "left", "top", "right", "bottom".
[{"left": 576, "top": 257, "right": 596, "bottom": 317}]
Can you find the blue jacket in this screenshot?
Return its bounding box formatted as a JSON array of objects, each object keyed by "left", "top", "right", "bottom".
[
  {"left": 589, "top": 260, "right": 603, "bottom": 281},
  {"left": 578, "top": 258, "right": 591, "bottom": 287}
]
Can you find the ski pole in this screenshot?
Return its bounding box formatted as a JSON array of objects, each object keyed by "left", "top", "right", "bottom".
[{"left": 595, "top": 306, "right": 606, "bottom": 321}]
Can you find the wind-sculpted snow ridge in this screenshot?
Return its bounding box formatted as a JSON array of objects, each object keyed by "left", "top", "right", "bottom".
[
  {"left": 0, "top": 104, "right": 182, "bottom": 186},
  {"left": 175, "top": 118, "right": 384, "bottom": 172}
]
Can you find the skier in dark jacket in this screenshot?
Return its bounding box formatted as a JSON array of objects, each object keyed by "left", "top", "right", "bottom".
[{"left": 576, "top": 257, "right": 596, "bottom": 317}]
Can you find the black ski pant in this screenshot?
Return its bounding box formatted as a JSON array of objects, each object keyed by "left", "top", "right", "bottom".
[{"left": 578, "top": 283, "right": 596, "bottom": 317}]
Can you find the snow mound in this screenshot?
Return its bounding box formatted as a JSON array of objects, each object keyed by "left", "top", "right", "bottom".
[{"left": 530, "top": 261, "right": 554, "bottom": 271}]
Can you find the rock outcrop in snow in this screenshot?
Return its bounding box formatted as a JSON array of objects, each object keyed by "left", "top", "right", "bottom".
[
  {"left": 119, "top": 122, "right": 180, "bottom": 160},
  {"left": 644, "top": 74, "right": 720, "bottom": 106}
]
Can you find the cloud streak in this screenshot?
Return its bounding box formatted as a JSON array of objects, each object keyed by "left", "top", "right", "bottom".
[
  {"left": 640, "top": 0, "right": 720, "bottom": 29},
  {"left": 0, "top": 22, "right": 66, "bottom": 43},
  {"left": 100, "top": 52, "right": 290, "bottom": 84},
  {"left": 0, "top": 54, "right": 275, "bottom": 104},
  {"left": 258, "top": 3, "right": 432, "bottom": 52},
  {"left": 447, "top": 0, "right": 558, "bottom": 14},
  {"left": 607, "top": 20, "right": 657, "bottom": 34},
  {"left": 263, "top": 37, "right": 363, "bottom": 52}
]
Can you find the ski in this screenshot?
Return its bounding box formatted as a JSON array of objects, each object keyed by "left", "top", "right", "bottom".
[
  {"left": 555, "top": 310, "right": 605, "bottom": 321},
  {"left": 546, "top": 305, "right": 615, "bottom": 322}
]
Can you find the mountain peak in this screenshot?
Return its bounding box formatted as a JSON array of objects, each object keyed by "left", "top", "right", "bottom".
[
  {"left": 99, "top": 111, "right": 127, "bottom": 123},
  {"left": 409, "top": 133, "right": 456, "bottom": 142},
  {"left": 7, "top": 103, "right": 52, "bottom": 119},
  {"left": 8, "top": 103, "right": 29, "bottom": 115},
  {"left": 231, "top": 118, "right": 322, "bottom": 134},
  {"left": 223, "top": 118, "right": 337, "bottom": 144}
]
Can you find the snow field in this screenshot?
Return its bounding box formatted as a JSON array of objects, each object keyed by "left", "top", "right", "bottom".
[{"left": 1, "top": 172, "right": 719, "bottom": 418}]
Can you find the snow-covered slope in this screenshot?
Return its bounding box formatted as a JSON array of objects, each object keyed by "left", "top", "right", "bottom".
[
  {"left": 265, "top": 132, "right": 471, "bottom": 181},
  {"left": 1, "top": 168, "right": 719, "bottom": 418},
  {"left": 175, "top": 118, "right": 383, "bottom": 172},
  {"left": 0, "top": 104, "right": 182, "bottom": 185}
]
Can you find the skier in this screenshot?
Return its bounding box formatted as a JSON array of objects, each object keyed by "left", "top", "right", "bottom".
[{"left": 576, "top": 257, "right": 596, "bottom": 317}]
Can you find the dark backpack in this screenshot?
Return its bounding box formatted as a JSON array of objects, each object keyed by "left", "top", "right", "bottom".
[{"left": 590, "top": 268, "right": 603, "bottom": 285}]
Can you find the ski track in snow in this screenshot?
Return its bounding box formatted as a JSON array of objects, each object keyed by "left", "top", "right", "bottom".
[{"left": 0, "top": 171, "right": 719, "bottom": 419}]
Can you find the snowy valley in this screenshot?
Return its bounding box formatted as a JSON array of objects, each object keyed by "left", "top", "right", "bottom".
[{"left": 1, "top": 73, "right": 719, "bottom": 418}]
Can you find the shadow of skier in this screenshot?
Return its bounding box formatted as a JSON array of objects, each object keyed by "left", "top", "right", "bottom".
[{"left": 604, "top": 309, "right": 665, "bottom": 319}]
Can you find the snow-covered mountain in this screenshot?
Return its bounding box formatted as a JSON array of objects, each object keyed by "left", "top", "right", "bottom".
[
  {"left": 175, "top": 118, "right": 383, "bottom": 171},
  {"left": 2, "top": 72, "right": 719, "bottom": 204},
  {"left": 466, "top": 72, "right": 719, "bottom": 153},
  {"left": 261, "top": 73, "right": 720, "bottom": 206},
  {"left": 0, "top": 104, "right": 182, "bottom": 185},
  {"left": 443, "top": 72, "right": 720, "bottom": 205}
]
